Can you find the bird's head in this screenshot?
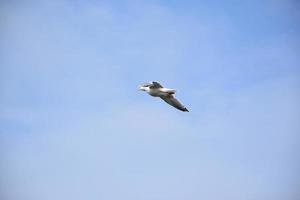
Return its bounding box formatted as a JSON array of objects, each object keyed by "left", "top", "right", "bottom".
[{"left": 139, "top": 83, "right": 150, "bottom": 91}]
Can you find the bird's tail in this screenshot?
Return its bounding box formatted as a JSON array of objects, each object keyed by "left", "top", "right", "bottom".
[{"left": 161, "top": 88, "right": 176, "bottom": 94}]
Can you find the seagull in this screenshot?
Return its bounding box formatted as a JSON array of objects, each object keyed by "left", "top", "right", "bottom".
[{"left": 139, "top": 81, "right": 189, "bottom": 112}]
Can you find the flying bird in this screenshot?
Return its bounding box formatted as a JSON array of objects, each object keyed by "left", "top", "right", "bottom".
[{"left": 139, "top": 81, "right": 189, "bottom": 112}]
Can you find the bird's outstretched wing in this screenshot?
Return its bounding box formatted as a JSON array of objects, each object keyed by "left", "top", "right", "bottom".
[
  {"left": 160, "top": 95, "right": 189, "bottom": 112},
  {"left": 151, "top": 81, "right": 163, "bottom": 88}
]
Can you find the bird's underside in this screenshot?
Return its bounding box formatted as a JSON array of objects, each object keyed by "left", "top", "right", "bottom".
[{"left": 139, "top": 81, "right": 189, "bottom": 112}]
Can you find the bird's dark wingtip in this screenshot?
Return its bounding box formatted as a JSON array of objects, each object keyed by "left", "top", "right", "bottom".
[{"left": 183, "top": 108, "right": 189, "bottom": 112}]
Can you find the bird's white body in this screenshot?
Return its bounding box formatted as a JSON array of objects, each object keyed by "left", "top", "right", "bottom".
[{"left": 146, "top": 87, "right": 176, "bottom": 97}]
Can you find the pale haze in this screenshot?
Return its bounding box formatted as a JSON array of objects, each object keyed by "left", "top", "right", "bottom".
[{"left": 1, "top": 0, "right": 300, "bottom": 200}]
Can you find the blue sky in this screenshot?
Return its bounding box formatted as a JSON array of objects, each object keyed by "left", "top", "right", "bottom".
[{"left": 1, "top": 0, "right": 300, "bottom": 199}]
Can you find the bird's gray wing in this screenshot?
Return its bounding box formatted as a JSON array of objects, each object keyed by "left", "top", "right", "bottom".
[
  {"left": 151, "top": 81, "right": 163, "bottom": 88},
  {"left": 160, "top": 95, "right": 189, "bottom": 112}
]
